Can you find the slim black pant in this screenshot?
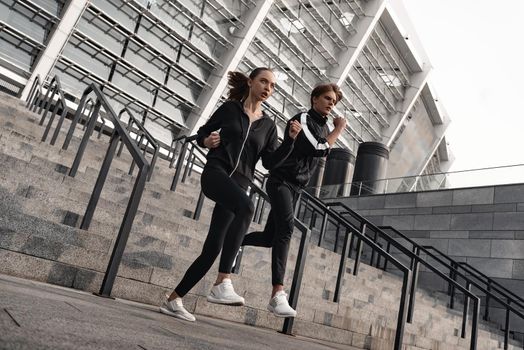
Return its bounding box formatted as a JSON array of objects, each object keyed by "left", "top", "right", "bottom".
[
  {"left": 242, "top": 177, "right": 299, "bottom": 286},
  {"left": 174, "top": 164, "right": 254, "bottom": 297}
]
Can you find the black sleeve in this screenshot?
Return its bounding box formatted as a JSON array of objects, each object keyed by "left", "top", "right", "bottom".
[
  {"left": 260, "top": 121, "right": 295, "bottom": 170},
  {"left": 196, "top": 102, "right": 231, "bottom": 147}
]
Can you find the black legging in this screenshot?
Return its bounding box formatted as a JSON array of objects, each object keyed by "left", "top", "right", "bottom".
[
  {"left": 242, "top": 177, "right": 299, "bottom": 286},
  {"left": 174, "top": 164, "right": 254, "bottom": 297}
]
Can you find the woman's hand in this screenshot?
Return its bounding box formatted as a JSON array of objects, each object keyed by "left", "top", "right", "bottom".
[
  {"left": 203, "top": 131, "right": 220, "bottom": 148},
  {"left": 288, "top": 120, "right": 302, "bottom": 140}
]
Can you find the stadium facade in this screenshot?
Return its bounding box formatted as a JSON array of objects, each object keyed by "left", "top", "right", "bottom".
[{"left": 0, "top": 0, "right": 453, "bottom": 188}]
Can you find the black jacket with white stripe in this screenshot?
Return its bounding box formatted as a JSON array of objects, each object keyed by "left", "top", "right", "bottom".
[{"left": 270, "top": 108, "right": 330, "bottom": 188}]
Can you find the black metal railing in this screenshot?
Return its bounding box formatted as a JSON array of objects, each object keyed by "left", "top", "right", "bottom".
[
  {"left": 55, "top": 83, "right": 150, "bottom": 298},
  {"left": 168, "top": 135, "right": 189, "bottom": 169},
  {"left": 37, "top": 76, "right": 69, "bottom": 146},
  {"left": 423, "top": 246, "right": 524, "bottom": 349},
  {"left": 117, "top": 107, "right": 159, "bottom": 182},
  {"left": 320, "top": 201, "right": 482, "bottom": 349},
  {"left": 26, "top": 75, "right": 42, "bottom": 111},
  {"left": 170, "top": 134, "right": 200, "bottom": 192},
  {"left": 297, "top": 192, "right": 411, "bottom": 350}
]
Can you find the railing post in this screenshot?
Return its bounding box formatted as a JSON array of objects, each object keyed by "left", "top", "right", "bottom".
[
  {"left": 193, "top": 190, "right": 205, "bottom": 221},
  {"left": 504, "top": 301, "right": 511, "bottom": 350},
  {"left": 333, "top": 229, "right": 351, "bottom": 303},
  {"left": 470, "top": 297, "right": 479, "bottom": 350},
  {"left": 171, "top": 141, "right": 189, "bottom": 192},
  {"left": 407, "top": 246, "right": 420, "bottom": 323},
  {"left": 97, "top": 167, "right": 149, "bottom": 297},
  {"left": 318, "top": 210, "right": 329, "bottom": 246},
  {"left": 449, "top": 261, "right": 458, "bottom": 309},
  {"left": 181, "top": 144, "right": 195, "bottom": 184},
  {"left": 69, "top": 100, "right": 102, "bottom": 177},
  {"left": 282, "top": 222, "right": 311, "bottom": 335},
  {"left": 41, "top": 97, "right": 60, "bottom": 142},
  {"left": 80, "top": 134, "right": 120, "bottom": 230},
  {"left": 461, "top": 282, "right": 472, "bottom": 338},
  {"left": 50, "top": 102, "right": 68, "bottom": 146},
  {"left": 383, "top": 241, "right": 391, "bottom": 270},
  {"left": 353, "top": 223, "right": 366, "bottom": 276},
  {"left": 394, "top": 268, "right": 411, "bottom": 350},
  {"left": 484, "top": 281, "right": 491, "bottom": 321}
]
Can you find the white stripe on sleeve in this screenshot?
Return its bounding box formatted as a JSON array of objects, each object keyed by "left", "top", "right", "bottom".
[{"left": 300, "top": 112, "right": 329, "bottom": 150}]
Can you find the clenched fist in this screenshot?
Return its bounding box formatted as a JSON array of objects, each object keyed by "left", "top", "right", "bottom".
[
  {"left": 203, "top": 131, "right": 220, "bottom": 148},
  {"left": 288, "top": 120, "right": 302, "bottom": 140},
  {"left": 333, "top": 116, "right": 346, "bottom": 130}
]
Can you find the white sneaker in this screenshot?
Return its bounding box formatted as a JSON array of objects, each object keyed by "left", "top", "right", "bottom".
[
  {"left": 207, "top": 278, "right": 245, "bottom": 306},
  {"left": 159, "top": 297, "right": 196, "bottom": 322},
  {"left": 267, "top": 291, "right": 297, "bottom": 318}
]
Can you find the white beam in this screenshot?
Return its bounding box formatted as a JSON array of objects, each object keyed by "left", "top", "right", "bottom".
[
  {"left": 186, "top": 0, "right": 274, "bottom": 135},
  {"left": 20, "top": 0, "right": 89, "bottom": 101},
  {"left": 325, "top": 0, "right": 387, "bottom": 86}
]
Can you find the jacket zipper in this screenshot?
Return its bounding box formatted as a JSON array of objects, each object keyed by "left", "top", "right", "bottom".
[{"left": 229, "top": 121, "right": 251, "bottom": 177}]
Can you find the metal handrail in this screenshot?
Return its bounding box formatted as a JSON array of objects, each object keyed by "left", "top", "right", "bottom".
[
  {"left": 25, "top": 75, "right": 42, "bottom": 109},
  {"left": 170, "top": 134, "right": 198, "bottom": 192},
  {"left": 298, "top": 191, "right": 411, "bottom": 350},
  {"left": 117, "top": 107, "right": 159, "bottom": 182},
  {"left": 413, "top": 241, "right": 524, "bottom": 312},
  {"left": 58, "top": 84, "right": 150, "bottom": 298},
  {"left": 168, "top": 134, "right": 188, "bottom": 168},
  {"left": 379, "top": 225, "right": 524, "bottom": 349},
  {"left": 37, "top": 76, "right": 69, "bottom": 146}
]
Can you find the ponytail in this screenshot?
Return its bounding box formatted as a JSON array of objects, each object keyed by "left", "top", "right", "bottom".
[{"left": 227, "top": 67, "right": 273, "bottom": 102}]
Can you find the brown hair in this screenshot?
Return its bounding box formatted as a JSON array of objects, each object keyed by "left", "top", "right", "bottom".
[
  {"left": 310, "top": 83, "right": 343, "bottom": 107},
  {"left": 227, "top": 67, "right": 273, "bottom": 101}
]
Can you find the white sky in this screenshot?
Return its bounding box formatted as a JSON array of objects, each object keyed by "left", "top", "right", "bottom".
[{"left": 402, "top": 0, "right": 524, "bottom": 177}]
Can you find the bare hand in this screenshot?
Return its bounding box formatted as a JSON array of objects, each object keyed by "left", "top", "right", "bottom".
[
  {"left": 333, "top": 116, "right": 346, "bottom": 130},
  {"left": 203, "top": 131, "right": 220, "bottom": 148},
  {"left": 288, "top": 120, "right": 302, "bottom": 140}
]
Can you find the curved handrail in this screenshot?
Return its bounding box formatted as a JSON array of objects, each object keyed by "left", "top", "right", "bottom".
[
  {"left": 310, "top": 200, "right": 481, "bottom": 349},
  {"left": 62, "top": 83, "right": 150, "bottom": 298},
  {"left": 299, "top": 190, "right": 411, "bottom": 350},
  {"left": 34, "top": 75, "right": 69, "bottom": 146},
  {"left": 117, "top": 107, "right": 159, "bottom": 181},
  {"left": 25, "top": 75, "right": 42, "bottom": 109}
]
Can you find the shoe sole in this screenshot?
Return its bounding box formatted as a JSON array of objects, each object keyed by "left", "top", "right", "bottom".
[
  {"left": 267, "top": 305, "right": 297, "bottom": 318},
  {"left": 159, "top": 306, "right": 196, "bottom": 322},
  {"left": 206, "top": 295, "right": 244, "bottom": 306}
]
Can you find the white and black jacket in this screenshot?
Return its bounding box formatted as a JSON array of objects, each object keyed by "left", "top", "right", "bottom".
[{"left": 270, "top": 108, "right": 330, "bottom": 188}]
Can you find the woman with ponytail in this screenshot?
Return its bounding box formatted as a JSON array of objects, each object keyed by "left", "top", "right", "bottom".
[{"left": 160, "top": 67, "right": 302, "bottom": 322}]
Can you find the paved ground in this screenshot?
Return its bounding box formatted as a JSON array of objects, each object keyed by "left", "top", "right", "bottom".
[{"left": 0, "top": 274, "right": 351, "bottom": 350}]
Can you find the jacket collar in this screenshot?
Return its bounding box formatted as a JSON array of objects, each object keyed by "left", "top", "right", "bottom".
[{"left": 308, "top": 108, "right": 328, "bottom": 126}]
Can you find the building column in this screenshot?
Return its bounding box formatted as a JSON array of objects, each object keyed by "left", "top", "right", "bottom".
[
  {"left": 186, "top": 0, "right": 273, "bottom": 135},
  {"left": 20, "top": 0, "right": 89, "bottom": 101},
  {"left": 325, "top": 0, "right": 387, "bottom": 86}
]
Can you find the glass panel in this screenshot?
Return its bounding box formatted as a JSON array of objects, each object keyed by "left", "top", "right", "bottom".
[
  {"left": 90, "top": 0, "right": 138, "bottom": 33},
  {"left": 0, "top": 0, "right": 50, "bottom": 43},
  {"left": 111, "top": 63, "right": 156, "bottom": 107},
  {"left": 60, "top": 36, "right": 113, "bottom": 80},
  {"left": 76, "top": 11, "right": 126, "bottom": 56},
  {"left": 0, "top": 30, "right": 35, "bottom": 71},
  {"left": 178, "top": 47, "right": 212, "bottom": 81},
  {"left": 150, "top": 0, "right": 192, "bottom": 39},
  {"left": 124, "top": 40, "right": 167, "bottom": 84}
]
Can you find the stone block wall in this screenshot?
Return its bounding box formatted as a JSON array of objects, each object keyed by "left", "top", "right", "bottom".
[{"left": 337, "top": 183, "right": 524, "bottom": 329}]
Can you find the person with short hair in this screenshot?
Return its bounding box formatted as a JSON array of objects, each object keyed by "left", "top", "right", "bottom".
[{"left": 242, "top": 83, "right": 347, "bottom": 318}]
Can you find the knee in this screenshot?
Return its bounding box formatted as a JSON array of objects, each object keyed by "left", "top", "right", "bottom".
[{"left": 237, "top": 197, "right": 255, "bottom": 217}]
